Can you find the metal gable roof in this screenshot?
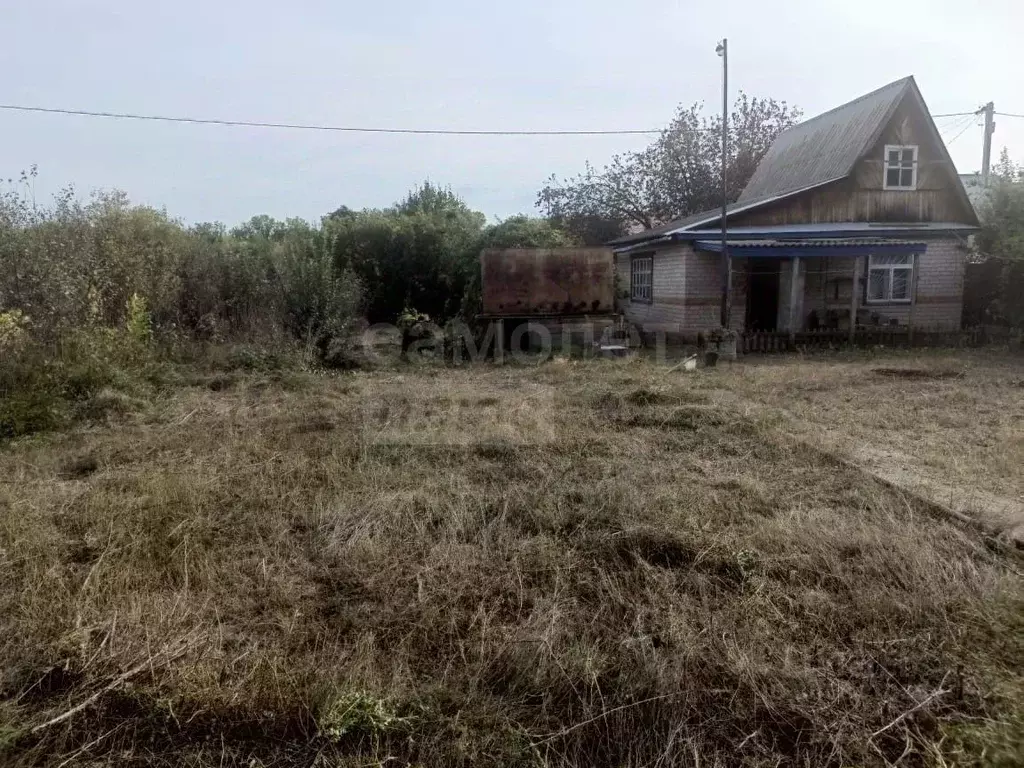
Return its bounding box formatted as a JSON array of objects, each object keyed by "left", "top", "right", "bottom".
[
  {"left": 609, "top": 79, "right": 914, "bottom": 248},
  {"left": 608, "top": 178, "right": 869, "bottom": 247},
  {"left": 608, "top": 76, "right": 978, "bottom": 249},
  {"left": 737, "top": 78, "right": 912, "bottom": 202}
]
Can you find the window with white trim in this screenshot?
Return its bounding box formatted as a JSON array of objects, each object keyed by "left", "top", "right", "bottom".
[
  {"left": 630, "top": 255, "right": 653, "bottom": 302},
  {"left": 866, "top": 253, "right": 914, "bottom": 303},
  {"left": 883, "top": 145, "right": 918, "bottom": 190}
]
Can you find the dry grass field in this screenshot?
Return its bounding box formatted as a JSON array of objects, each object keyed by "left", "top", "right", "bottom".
[{"left": 1, "top": 349, "right": 1022, "bottom": 767}]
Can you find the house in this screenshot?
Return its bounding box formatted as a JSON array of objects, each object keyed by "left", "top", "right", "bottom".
[{"left": 611, "top": 77, "right": 979, "bottom": 339}]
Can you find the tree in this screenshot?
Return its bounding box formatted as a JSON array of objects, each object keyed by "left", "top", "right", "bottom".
[
  {"left": 479, "top": 216, "right": 575, "bottom": 250},
  {"left": 537, "top": 93, "right": 800, "bottom": 234},
  {"left": 546, "top": 214, "right": 628, "bottom": 247},
  {"left": 231, "top": 214, "right": 286, "bottom": 240},
  {"left": 325, "top": 182, "right": 487, "bottom": 323},
  {"left": 970, "top": 149, "right": 1024, "bottom": 326}
]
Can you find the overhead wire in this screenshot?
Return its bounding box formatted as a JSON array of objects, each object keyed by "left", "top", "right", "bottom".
[
  {"left": 0, "top": 103, "right": 679, "bottom": 136},
  {"left": 0, "top": 102, "right": 1009, "bottom": 136},
  {"left": 945, "top": 116, "right": 978, "bottom": 146},
  {"left": 939, "top": 114, "right": 974, "bottom": 135}
]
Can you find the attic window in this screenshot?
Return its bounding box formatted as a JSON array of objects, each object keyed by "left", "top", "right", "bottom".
[{"left": 883, "top": 145, "right": 918, "bottom": 190}]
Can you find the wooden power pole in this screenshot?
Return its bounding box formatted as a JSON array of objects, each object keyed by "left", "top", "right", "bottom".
[
  {"left": 979, "top": 102, "right": 995, "bottom": 185},
  {"left": 716, "top": 38, "right": 730, "bottom": 328}
]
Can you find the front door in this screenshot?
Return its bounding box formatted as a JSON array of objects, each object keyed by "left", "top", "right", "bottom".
[{"left": 745, "top": 258, "right": 781, "bottom": 331}]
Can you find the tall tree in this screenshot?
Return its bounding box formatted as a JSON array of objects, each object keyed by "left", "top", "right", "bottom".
[
  {"left": 537, "top": 93, "right": 800, "bottom": 233},
  {"left": 325, "top": 182, "right": 487, "bottom": 323},
  {"left": 971, "top": 150, "right": 1024, "bottom": 326}
]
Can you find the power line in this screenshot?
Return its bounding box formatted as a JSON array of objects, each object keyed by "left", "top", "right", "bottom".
[
  {"left": 940, "top": 114, "right": 975, "bottom": 136},
  {"left": 0, "top": 101, "right": 1008, "bottom": 138},
  {"left": 946, "top": 118, "right": 977, "bottom": 146},
  {"left": 0, "top": 103, "right": 674, "bottom": 136},
  {"left": 939, "top": 114, "right": 975, "bottom": 138}
]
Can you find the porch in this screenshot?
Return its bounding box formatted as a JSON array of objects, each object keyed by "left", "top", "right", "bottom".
[{"left": 696, "top": 238, "right": 927, "bottom": 338}]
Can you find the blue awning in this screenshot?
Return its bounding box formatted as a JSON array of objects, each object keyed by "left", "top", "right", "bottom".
[{"left": 695, "top": 238, "right": 927, "bottom": 258}]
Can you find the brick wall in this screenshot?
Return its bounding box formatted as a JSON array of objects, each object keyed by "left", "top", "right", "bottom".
[
  {"left": 910, "top": 238, "right": 966, "bottom": 329},
  {"left": 618, "top": 238, "right": 966, "bottom": 336},
  {"left": 617, "top": 245, "right": 743, "bottom": 338},
  {"left": 799, "top": 239, "right": 965, "bottom": 330}
]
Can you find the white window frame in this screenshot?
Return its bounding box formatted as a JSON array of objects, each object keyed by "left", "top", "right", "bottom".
[
  {"left": 630, "top": 255, "right": 653, "bottom": 303},
  {"left": 865, "top": 253, "right": 915, "bottom": 304},
  {"left": 883, "top": 144, "right": 919, "bottom": 191}
]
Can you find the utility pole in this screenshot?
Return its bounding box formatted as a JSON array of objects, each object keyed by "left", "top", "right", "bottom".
[
  {"left": 716, "top": 38, "right": 730, "bottom": 328},
  {"left": 979, "top": 101, "right": 995, "bottom": 185}
]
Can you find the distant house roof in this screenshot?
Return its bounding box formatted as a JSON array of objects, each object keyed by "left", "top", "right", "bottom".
[
  {"left": 737, "top": 77, "right": 912, "bottom": 202},
  {"left": 611, "top": 76, "right": 978, "bottom": 249}
]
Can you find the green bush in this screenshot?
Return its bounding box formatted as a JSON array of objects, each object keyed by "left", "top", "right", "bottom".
[
  {"left": 0, "top": 347, "right": 62, "bottom": 438},
  {"left": 0, "top": 325, "right": 167, "bottom": 439}
]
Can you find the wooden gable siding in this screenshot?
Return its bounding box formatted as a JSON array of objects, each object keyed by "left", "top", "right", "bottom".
[{"left": 731, "top": 98, "right": 974, "bottom": 227}]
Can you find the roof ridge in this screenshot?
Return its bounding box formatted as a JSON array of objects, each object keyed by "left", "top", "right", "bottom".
[{"left": 773, "top": 76, "right": 913, "bottom": 139}]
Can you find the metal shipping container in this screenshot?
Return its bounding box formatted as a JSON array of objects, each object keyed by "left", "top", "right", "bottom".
[{"left": 480, "top": 248, "right": 615, "bottom": 317}]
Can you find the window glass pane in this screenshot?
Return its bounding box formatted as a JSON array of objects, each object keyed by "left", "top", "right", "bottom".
[
  {"left": 900, "top": 168, "right": 914, "bottom": 187},
  {"left": 868, "top": 269, "right": 889, "bottom": 301},
  {"left": 871, "top": 253, "right": 912, "bottom": 266},
  {"left": 888, "top": 150, "right": 900, "bottom": 165},
  {"left": 632, "top": 258, "right": 652, "bottom": 300},
  {"left": 900, "top": 148, "right": 915, "bottom": 167},
  {"left": 891, "top": 268, "right": 910, "bottom": 299},
  {"left": 886, "top": 168, "right": 902, "bottom": 187}
]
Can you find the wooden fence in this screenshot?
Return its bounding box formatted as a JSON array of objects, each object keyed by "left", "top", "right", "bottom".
[{"left": 738, "top": 327, "right": 986, "bottom": 354}]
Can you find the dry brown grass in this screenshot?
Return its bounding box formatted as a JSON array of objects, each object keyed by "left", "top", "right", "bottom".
[
  {"left": 0, "top": 351, "right": 1022, "bottom": 767},
  {"left": 714, "top": 350, "right": 1024, "bottom": 532}
]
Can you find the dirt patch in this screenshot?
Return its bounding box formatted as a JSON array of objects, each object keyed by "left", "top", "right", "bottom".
[
  {"left": 846, "top": 443, "right": 1024, "bottom": 537},
  {"left": 622, "top": 406, "right": 724, "bottom": 431},
  {"left": 58, "top": 454, "right": 99, "bottom": 480},
  {"left": 585, "top": 528, "right": 697, "bottom": 568},
  {"left": 293, "top": 414, "right": 336, "bottom": 434},
  {"left": 871, "top": 367, "right": 964, "bottom": 380}
]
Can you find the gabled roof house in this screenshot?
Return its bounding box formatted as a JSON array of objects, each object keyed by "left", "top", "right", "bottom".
[{"left": 611, "top": 76, "right": 978, "bottom": 336}]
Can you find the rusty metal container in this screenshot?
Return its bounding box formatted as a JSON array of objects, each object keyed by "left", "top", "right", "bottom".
[{"left": 480, "top": 248, "right": 615, "bottom": 317}]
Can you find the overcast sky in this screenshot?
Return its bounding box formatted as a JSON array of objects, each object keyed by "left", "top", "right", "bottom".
[{"left": 2, "top": 0, "right": 1022, "bottom": 225}]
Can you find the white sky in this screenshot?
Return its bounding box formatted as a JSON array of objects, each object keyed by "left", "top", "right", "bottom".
[{"left": 1, "top": 0, "right": 1021, "bottom": 225}]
